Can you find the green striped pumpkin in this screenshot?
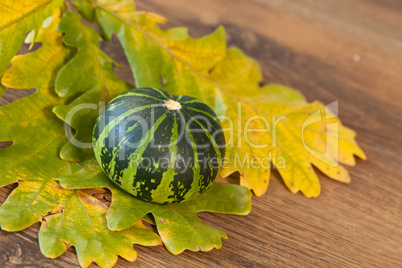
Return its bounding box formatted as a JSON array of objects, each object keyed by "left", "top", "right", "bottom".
[{"left": 93, "top": 88, "right": 226, "bottom": 204}]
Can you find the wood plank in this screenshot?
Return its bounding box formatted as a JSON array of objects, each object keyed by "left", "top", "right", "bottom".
[
  {"left": 256, "top": 0, "right": 402, "bottom": 57},
  {"left": 1, "top": 0, "right": 401, "bottom": 267}
]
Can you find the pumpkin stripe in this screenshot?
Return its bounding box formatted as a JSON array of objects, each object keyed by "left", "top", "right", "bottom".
[
  {"left": 96, "top": 103, "right": 163, "bottom": 150},
  {"left": 108, "top": 120, "right": 143, "bottom": 179},
  {"left": 110, "top": 92, "right": 166, "bottom": 104},
  {"left": 176, "top": 95, "right": 184, "bottom": 102},
  {"left": 183, "top": 110, "right": 222, "bottom": 166},
  {"left": 105, "top": 95, "right": 162, "bottom": 113},
  {"left": 179, "top": 111, "right": 219, "bottom": 193},
  {"left": 185, "top": 106, "right": 217, "bottom": 120},
  {"left": 183, "top": 111, "right": 223, "bottom": 190},
  {"left": 105, "top": 97, "right": 135, "bottom": 112},
  {"left": 121, "top": 111, "right": 169, "bottom": 193},
  {"left": 181, "top": 99, "right": 205, "bottom": 104},
  {"left": 151, "top": 87, "right": 170, "bottom": 99},
  {"left": 164, "top": 112, "right": 195, "bottom": 202},
  {"left": 101, "top": 107, "right": 167, "bottom": 189},
  {"left": 178, "top": 110, "right": 201, "bottom": 201},
  {"left": 151, "top": 113, "right": 178, "bottom": 203}
]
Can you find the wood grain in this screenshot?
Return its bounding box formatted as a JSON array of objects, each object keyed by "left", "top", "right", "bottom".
[{"left": 1, "top": 0, "right": 401, "bottom": 267}]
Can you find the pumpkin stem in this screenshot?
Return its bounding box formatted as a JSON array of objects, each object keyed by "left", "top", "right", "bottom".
[{"left": 165, "top": 100, "right": 182, "bottom": 110}]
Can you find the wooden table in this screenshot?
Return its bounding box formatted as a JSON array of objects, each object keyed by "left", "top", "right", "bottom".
[{"left": 1, "top": 0, "right": 401, "bottom": 266}]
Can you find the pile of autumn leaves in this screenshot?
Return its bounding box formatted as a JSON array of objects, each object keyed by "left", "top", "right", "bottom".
[
  {"left": 0, "top": 4, "right": 252, "bottom": 268},
  {"left": 0, "top": 0, "right": 365, "bottom": 267}
]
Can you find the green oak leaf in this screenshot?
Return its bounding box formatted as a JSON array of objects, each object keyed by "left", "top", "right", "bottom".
[
  {"left": 57, "top": 160, "right": 252, "bottom": 254},
  {"left": 0, "top": 12, "right": 162, "bottom": 267},
  {"left": 39, "top": 190, "right": 161, "bottom": 268},
  {"left": 73, "top": 0, "right": 366, "bottom": 197},
  {"left": 0, "top": 10, "right": 73, "bottom": 231},
  {"left": 0, "top": 85, "right": 73, "bottom": 231},
  {"left": 52, "top": 10, "right": 132, "bottom": 161},
  {"left": 1, "top": 9, "right": 71, "bottom": 90},
  {"left": 0, "top": 0, "right": 63, "bottom": 78}
]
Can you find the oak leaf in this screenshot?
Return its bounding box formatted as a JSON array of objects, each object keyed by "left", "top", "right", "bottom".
[
  {"left": 0, "top": 9, "right": 71, "bottom": 231},
  {"left": 52, "top": 10, "right": 132, "bottom": 161},
  {"left": 57, "top": 160, "right": 252, "bottom": 254},
  {"left": 0, "top": 6, "right": 252, "bottom": 265},
  {"left": 0, "top": 0, "right": 63, "bottom": 78},
  {"left": 0, "top": 12, "right": 161, "bottom": 267},
  {"left": 39, "top": 190, "right": 161, "bottom": 268},
  {"left": 73, "top": 0, "right": 366, "bottom": 197}
]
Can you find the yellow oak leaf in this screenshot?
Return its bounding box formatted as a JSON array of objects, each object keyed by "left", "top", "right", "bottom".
[{"left": 78, "top": 0, "right": 366, "bottom": 197}]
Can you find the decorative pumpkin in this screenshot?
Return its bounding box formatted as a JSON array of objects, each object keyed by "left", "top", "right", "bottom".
[{"left": 93, "top": 88, "right": 226, "bottom": 204}]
